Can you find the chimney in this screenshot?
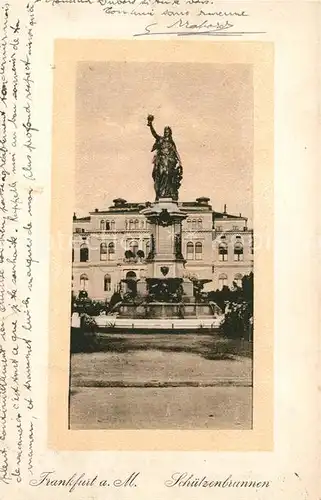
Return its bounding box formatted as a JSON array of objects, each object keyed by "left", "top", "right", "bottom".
[
  {"left": 224, "top": 204, "right": 227, "bottom": 213},
  {"left": 73, "top": 212, "right": 76, "bottom": 220},
  {"left": 95, "top": 208, "right": 98, "bottom": 212}
]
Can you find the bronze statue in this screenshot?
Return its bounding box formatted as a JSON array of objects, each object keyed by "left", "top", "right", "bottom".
[
  {"left": 147, "top": 115, "right": 183, "bottom": 200},
  {"left": 174, "top": 233, "right": 184, "bottom": 259}
]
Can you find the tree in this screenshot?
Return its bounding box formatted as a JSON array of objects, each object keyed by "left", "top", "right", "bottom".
[{"left": 242, "top": 272, "right": 253, "bottom": 303}]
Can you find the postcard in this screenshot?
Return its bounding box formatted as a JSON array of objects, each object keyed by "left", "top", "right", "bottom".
[{"left": 0, "top": 0, "right": 319, "bottom": 499}]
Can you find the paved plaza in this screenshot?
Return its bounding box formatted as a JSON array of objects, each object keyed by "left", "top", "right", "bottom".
[
  {"left": 70, "top": 386, "right": 252, "bottom": 430},
  {"left": 69, "top": 333, "right": 252, "bottom": 429}
]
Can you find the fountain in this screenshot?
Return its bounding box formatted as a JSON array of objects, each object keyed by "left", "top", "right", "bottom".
[{"left": 105, "top": 115, "right": 222, "bottom": 328}]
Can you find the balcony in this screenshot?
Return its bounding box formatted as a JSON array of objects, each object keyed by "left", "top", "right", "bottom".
[{"left": 123, "top": 257, "right": 146, "bottom": 265}]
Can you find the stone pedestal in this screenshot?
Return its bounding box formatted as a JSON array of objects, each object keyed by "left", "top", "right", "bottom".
[
  {"left": 140, "top": 198, "right": 194, "bottom": 301},
  {"left": 141, "top": 198, "right": 187, "bottom": 278}
]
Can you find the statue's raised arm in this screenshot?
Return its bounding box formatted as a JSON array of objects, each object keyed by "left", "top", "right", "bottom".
[{"left": 147, "top": 114, "right": 160, "bottom": 140}]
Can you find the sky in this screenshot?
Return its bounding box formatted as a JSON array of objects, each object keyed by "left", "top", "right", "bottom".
[{"left": 75, "top": 61, "right": 253, "bottom": 222}]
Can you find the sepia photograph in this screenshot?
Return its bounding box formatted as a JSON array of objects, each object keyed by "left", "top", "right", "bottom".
[{"left": 68, "top": 59, "right": 255, "bottom": 430}]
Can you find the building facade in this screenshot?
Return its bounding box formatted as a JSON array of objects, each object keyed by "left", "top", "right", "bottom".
[{"left": 72, "top": 197, "right": 253, "bottom": 301}]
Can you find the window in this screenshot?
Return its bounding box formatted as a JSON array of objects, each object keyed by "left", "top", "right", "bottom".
[
  {"left": 216, "top": 225, "right": 222, "bottom": 232},
  {"left": 106, "top": 221, "right": 111, "bottom": 230},
  {"left": 126, "top": 271, "right": 137, "bottom": 280},
  {"left": 192, "top": 219, "right": 197, "bottom": 230},
  {"left": 234, "top": 273, "right": 243, "bottom": 288},
  {"left": 134, "top": 219, "right": 139, "bottom": 230},
  {"left": 186, "top": 242, "right": 194, "bottom": 260},
  {"left": 75, "top": 227, "right": 82, "bottom": 233},
  {"left": 129, "top": 219, "right": 134, "bottom": 230},
  {"left": 110, "top": 220, "right": 115, "bottom": 230},
  {"left": 100, "top": 242, "right": 107, "bottom": 261},
  {"left": 198, "top": 218, "right": 203, "bottom": 229},
  {"left": 234, "top": 242, "right": 244, "bottom": 261},
  {"left": 108, "top": 242, "right": 115, "bottom": 260},
  {"left": 141, "top": 220, "right": 145, "bottom": 229},
  {"left": 187, "top": 219, "right": 192, "bottom": 231},
  {"left": 218, "top": 243, "right": 228, "bottom": 261},
  {"left": 130, "top": 240, "right": 139, "bottom": 256},
  {"left": 100, "top": 220, "right": 105, "bottom": 231},
  {"left": 145, "top": 240, "right": 150, "bottom": 255},
  {"left": 72, "top": 248, "right": 74, "bottom": 262},
  {"left": 80, "top": 273, "right": 88, "bottom": 290},
  {"left": 104, "top": 274, "right": 111, "bottom": 292},
  {"left": 233, "top": 225, "right": 239, "bottom": 230},
  {"left": 218, "top": 273, "right": 228, "bottom": 290},
  {"left": 80, "top": 243, "right": 89, "bottom": 262},
  {"left": 195, "top": 242, "right": 203, "bottom": 260}
]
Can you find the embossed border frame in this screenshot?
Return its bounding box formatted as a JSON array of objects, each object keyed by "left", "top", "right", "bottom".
[{"left": 49, "top": 40, "right": 273, "bottom": 451}]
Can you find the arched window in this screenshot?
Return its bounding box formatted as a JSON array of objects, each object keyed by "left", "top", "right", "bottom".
[
  {"left": 186, "top": 242, "right": 194, "bottom": 260},
  {"left": 80, "top": 243, "right": 89, "bottom": 262},
  {"left": 234, "top": 242, "right": 244, "bottom": 261},
  {"left": 108, "top": 242, "right": 115, "bottom": 260},
  {"left": 198, "top": 218, "right": 203, "bottom": 229},
  {"left": 110, "top": 220, "right": 115, "bottom": 230},
  {"left": 100, "top": 242, "right": 107, "bottom": 261},
  {"left": 187, "top": 219, "right": 192, "bottom": 231},
  {"left": 218, "top": 273, "right": 228, "bottom": 290},
  {"left": 80, "top": 273, "right": 88, "bottom": 290},
  {"left": 234, "top": 273, "right": 243, "bottom": 288},
  {"left": 130, "top": 240, "right": 139, "bottom": 256},
  {"left": 104, "top": 274, "right": 111, "bottom": 292},
  {"left": 72, "top": 248, "right": 74, "bottom": 262},
  {"left": 134, "top": 219, "right": 139, "bottom": 230},
  {"left": 129, "top": 219, "right": 134, "bottom": 230},
  {"left": 141, "top": 220, "right": 145, "bottom": 229},
  {"left": 192, "top": 219, "right": 197, "bottom": 230},
  {"left": 100, "top": 220, "right": 105, "bottom": 231},
  {"left": 106, "top": 220, "right": 111, "bottom": 230},
  {"left": 218, "top": 242, "right": 228, "bottom": 261},
  {"left": 195, "top": 242, "right": 203, "bottom": 261},
  {"left": 126, "top": 271, "right": 137, "bottom": 280}
]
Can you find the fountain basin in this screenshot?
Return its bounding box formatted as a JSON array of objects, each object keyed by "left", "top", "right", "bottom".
[
  {"left": 118, "top": 302, "right": 219, "bottom": 319},
  {"left": 94, "top": 316, "right": 224, "bottom": 331}
]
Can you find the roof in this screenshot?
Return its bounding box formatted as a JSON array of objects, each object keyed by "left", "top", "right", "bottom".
[
  {"left": 73, "top": 201, "right": 249, "bottom": 221},
  {"left": 213, "top": 211, "right": 247, "bottom": 220},
  {"left": 73, "top": 216, "right": 91, "bottom": 222}
]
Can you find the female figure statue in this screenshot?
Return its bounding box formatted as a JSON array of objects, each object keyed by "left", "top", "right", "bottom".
[{"left": 147, "top": 115, "right": 183, "bottom": 200}]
